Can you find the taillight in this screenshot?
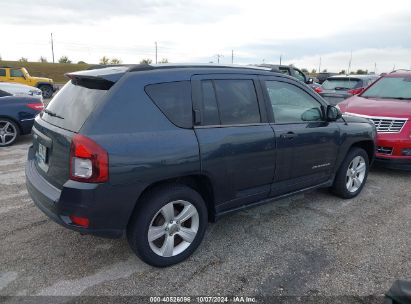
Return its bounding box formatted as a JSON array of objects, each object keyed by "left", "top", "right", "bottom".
[
  {"left": 70, "top": 134, "right": 108, "bottom": 183},
  {"left": 347, "top": 88, "right": 364, "bottom": 95},
  {"left": 26, "top": 103, "right": 44, "bottom": 111},
  {"left": 314, "top": 87, "right": 322, "bottom": 93},
  {"left": 69, "top": 215, "right": 90, "bottom": 228}
]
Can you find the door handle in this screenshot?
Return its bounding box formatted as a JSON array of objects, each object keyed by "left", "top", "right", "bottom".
[{"left": 280, "top": 132, "right": 297, "bottom": 139}]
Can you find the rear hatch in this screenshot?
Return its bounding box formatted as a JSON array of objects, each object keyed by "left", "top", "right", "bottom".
[
  {"left": 31, "top": 67, "right": 127, "bottom": 189},
  {"left": 320, "top": 77, "right": 362, "bottom": 105}
]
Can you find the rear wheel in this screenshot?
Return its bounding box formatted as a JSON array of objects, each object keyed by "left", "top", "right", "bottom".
[
  {"left": 127, "top": 185, "right": 208, "bottom": 267},
  {"left": 39, "top": 85, "right": 53, "bottom": 99},
  {"left": 332, "top": 147, "right": 369, "bottom": 198},
  {"left": 0, "top": 119, "right": 19, "bottom": 147}
]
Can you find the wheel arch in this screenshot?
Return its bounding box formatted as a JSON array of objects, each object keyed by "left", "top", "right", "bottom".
[
  {"left": 0, "top": 115, "right": 23, "bottom": 134},
  {"left": 350, "top": 140, "right": 375, "bottom": 164}
]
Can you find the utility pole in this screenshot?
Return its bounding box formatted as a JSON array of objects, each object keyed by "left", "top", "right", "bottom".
[
  {"left": 279, "top": 54, "right": 282, "bottom": 65},
  {"left": 347, "top": 51, "right": 352, "bottom": 74},
  {"left": 231, "top": 50, "right": 233, "bottom": 64},
  {"left": 155, "top": 41, "right": 158, "bottom": 64},
  {"left": 318, "top": 57, "right": 322, "bottom": 73},
  {"left": 215, "top": 54, "right": 223, "bottom": 64},
  {"left": 374, "top": 62, "right": 377, "bottom": 74},
  {"left": 51, "top": 33, "right": 55, "bottom": 63}
]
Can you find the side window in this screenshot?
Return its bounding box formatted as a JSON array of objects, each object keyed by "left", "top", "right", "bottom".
[
  {"left": 11, "top": 69, "right": 24, "bottom": 77},
  {"left": 145, "top": 81, "right": 192, "bottom": 128},
  {"left": 265, "top": 81, "right": 323, "bottom": 123},
  {"left": 0, "top": 69, "right": 6, "bottom": 77},
  {"left": 293, "top": 69, "right": 306, "bottom": 82},
  {"left": 201, "top": 80, "right": 220, "bottom": 125},
  {"left": 214, "top": 79, "right": 261, "bottom": 125},
  {"left": 279, "top": 67, "right": 290, "bottom": 75},
  {"left": 0, "top": 89, "right": 12, "bottom": 97}
]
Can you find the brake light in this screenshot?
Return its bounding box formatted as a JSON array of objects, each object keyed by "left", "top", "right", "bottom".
[
  {"left": 347, "top": 88, "right": 364, "bottom": 95},
  {"left": 26, "top": 103, "right": 44, "bottom": 111},
  {"left": 70, "top": 134, "right": 108, "bottom": 183},
  {"left": 314, "top": 87, "right": 322, "bottom": 93},
  {"left": 69, "top": 215, "right": 90, "bottom": 228}
]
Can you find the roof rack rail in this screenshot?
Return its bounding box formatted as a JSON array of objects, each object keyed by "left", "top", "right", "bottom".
[{"left": 127, "top": 63, "right": 273, "bottom": 73}]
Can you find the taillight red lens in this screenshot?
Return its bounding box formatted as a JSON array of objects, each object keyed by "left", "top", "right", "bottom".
[
  {"left": 69, "top": 134, "right": 108, "bottom": 183},
  {"left": 348, "top": 88, "right": 364, "bottom": 95},
  {"left": 26, "top": 103, "right": 44, "bottom": 111},
  {"left": 314, "top": 87, "right": 322, "bottom": 93},
  {"left": 69, "top": 215, "right": 90, "bottom": 228}
]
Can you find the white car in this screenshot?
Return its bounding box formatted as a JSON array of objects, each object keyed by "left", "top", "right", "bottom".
[{"left": 0, "top": 82, "right": 43, "bottom": 101}]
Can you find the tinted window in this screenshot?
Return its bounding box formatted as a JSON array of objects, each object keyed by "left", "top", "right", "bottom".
[
  {"left": 265, "top": 81, "right": 323, "bottom": 123},
  {"left": 214, "top": 79, "right": 260, "bottom": 125},
  {"left": 145, "top": 81, "right": 192, "bottom": 128},
  {"left": 293, "top": 69, "right": 306, "bottom": 82},
  {"left": 201, "top": 80, "right": 220, "bottom": 125},
  {"left": 362, "top": 77, "right": 411, "bottom": 99},
  {"left": 322, "top": 78, "right": 361, "bottom": 90},
  {"left": 11, "top": 69, "right": 24, "bottom": 77},
  {"left": 0, "top": 89, "right": 12, "bottom": 97},
  {"left": 0, "top": 69, "right": 6, "bottom": 77},
  {"left": 43, "top": 81, "right": 107, "bottom": 132}
]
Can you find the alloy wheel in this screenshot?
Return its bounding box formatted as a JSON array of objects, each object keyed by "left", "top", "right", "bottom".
[
  {"left": 148, "top": 200, "right": 199, "bottom": 257},
  {"left": 0, "top": 120, "right": 17, "bottom": 146},
  {"left": 346, "top": 155, "right": 366, "bottom": 193}
]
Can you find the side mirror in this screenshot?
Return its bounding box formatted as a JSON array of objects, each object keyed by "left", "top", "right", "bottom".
[
  {"left": 306, "top": 77, "right": 314, "bottom": 84},
  {"left": 301, "top": 108, "right": 322, "bottom": 121},
  {"left": 326, "top": 105, "right": 342, "bottom": 121}
]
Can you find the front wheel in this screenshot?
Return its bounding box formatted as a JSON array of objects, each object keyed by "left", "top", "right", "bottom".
[
  {"left": 0, "top": 119, "right": 19, "bottom": 147},
  {"left": 127, "top": 185, "right": 208, "bottom": 267},
  {"left": 331, "top": 147, "right": 369, "bottom": 199},
  {"left": 39, "top": 85, "right": 53, "bottom": 99}
]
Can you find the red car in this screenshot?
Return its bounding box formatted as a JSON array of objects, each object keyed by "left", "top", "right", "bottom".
[{"left": 337, "top": 71, "right": 411, "bottom": 170}]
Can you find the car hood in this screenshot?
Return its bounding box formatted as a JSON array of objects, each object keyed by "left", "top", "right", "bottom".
[{"left": 339, "top": 95, "right": 411, "bottom": 118}]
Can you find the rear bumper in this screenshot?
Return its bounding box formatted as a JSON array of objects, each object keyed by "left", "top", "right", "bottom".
[
  {"left": 375, "top": 157, "right": 411, "bottom": 170},
  {"left": 25, "top": 146, "right": 140, "bottom": 238}
]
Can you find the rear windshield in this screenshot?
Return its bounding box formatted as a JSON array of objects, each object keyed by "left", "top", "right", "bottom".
[
  {"left": 322, "top": 78, "right": 361, "bottom": 90},
  {"left": 42, "top": 81, "right": 107, "bottom": 132},
  {"left": 361, "top": 77, "right": 411, "bottom": 100}
]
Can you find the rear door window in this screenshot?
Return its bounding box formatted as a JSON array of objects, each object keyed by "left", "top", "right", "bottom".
[
  {"left": 0, "top": 69, "right": 6, "bottom": 77},
  {"left": 145, "top": 81, "right": 192, "bottom": 128},
  {"left": 43, "top": 81, "right": 107, "bottom": 132},
  {"left": 213, "top": 79, "right": 261, "bottom": 125},
  {"left": 201, "top": 80, "right": 220, "bottom": 125}
]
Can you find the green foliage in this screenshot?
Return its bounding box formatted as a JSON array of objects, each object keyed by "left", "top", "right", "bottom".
[
  {"left": 58, "top": 56, "right": 72, "bottom": 64},
  {"left": 110, "top": 58, "right": 122, "bottom": 64},
  {"left": 355, "top": 69, "right": 368, "bottom": 75},
  {"left": 77, "top": 61, "right": 87, "bottom": 64},
  {"left": 339, "top": 69, "right": 346, "bottom": 74},
  {"left": 99, "top": 56, "right": 110, "bottom": 65},
  {"left": 39, "top": 56, "right": 48, "bottom": 63},
  {"left": 140, "top": 58, "right": 153, "bottom": 64},
  {"left": 158, "top": 58, "right": 169, "bottom": 64},
  {"left": 19, "top": 57, "right": 28, "bottom": 63}
]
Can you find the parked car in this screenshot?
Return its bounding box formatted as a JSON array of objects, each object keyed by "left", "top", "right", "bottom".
[
  {"left": 317, "top": 75, "right": 379, "bottom": 105},
  {"left": 316, "top": 72, "right": 338, "bottom": 84},
  {"left": 0, "top": 82, "right": 43, "bottom": 101},
  {"left": 337, "top": 70, "right": 411, "bottom": 170},
  {"left": 0, "top": 66, "right": 56, "bottom": 98},
  {"left": 256, "top": 64, "right": 314, "bottom": 85},
  {"left": 26, "top": 64, "right": 376, "bottom": 267},
  {"left": 0, "top": 95, "right": 44, "bottom": 146}
]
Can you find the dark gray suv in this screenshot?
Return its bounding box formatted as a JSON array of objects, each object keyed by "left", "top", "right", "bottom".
[{"left": 26, "top": 64, "right": 376, "bottom": 267}]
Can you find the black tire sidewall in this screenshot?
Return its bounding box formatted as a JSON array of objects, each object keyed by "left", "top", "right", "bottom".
[
  {"left": 0, "top": 119, "right": 19, "bottom": 147},
  {"left": 127, "top": 185, "right": 208, "bottom": 267},
  {"left": 333, "top": 148, "right": 369, "bottom": 199},
  {"left": 39, "top": 85, "right": 53, "bottom": 98}
]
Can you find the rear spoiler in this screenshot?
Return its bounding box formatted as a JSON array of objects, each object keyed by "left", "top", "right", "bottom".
[{"left": 65, "top": 66, "right": 130, "bottom": 90}]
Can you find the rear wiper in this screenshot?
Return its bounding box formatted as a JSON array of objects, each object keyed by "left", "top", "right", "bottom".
[{"left": 44, "top": 109, "right": 64, "bottom": 119}]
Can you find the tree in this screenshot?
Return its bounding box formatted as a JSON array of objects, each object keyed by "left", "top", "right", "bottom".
[
  {"left": 339, "top": 69, "right": 346, "bottom": 75},
  {"left": 322, "top": 69, "right": 328, "bottom": 73},
  {"left": 39, "top": 56, "right": 48, "bottom": 63},
  {"left": 356, "top": 69, "right": 368, "bottom": 75},
  {"left": 99, "top": 56, "right": 110, "bottom": 65},
  {"left": 311, "top": 69, "right": 317, "bottom": 74},
  {"left": 140, "top": 58, "right": 152, "bottom": 64},
  {"left": 158, "top": 58, "right": 169, "bottom": 64},
  {"left": 301, "top": 68, "right": 309, "bottom": 74},
  {"left": 58, "top": 56, "right": 72, "bottom": 64},
  {"left": 110, "top": 58, "right": 122, "bottom": 64},
  {"left": 19, "top": 57, "right": 28, "bottom": 63},
  {"left": 77, "top": 60, "right": 87, "bottom": 64}
]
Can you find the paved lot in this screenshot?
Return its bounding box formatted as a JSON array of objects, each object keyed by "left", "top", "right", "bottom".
[{"left": 0, "top": 136, "right": 410, "bottom": 299}]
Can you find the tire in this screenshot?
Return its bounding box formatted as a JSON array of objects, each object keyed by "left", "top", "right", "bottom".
[
  {"left": 331, "top": 147, "right": 369, "bottom": 199},
  {"left": 39, "top": 85, "right": 53, "bottom": 99},
  {"left": 127, "top": 184, "right": 208, "bottom": 267},
  {"left": 0, "top": 119, "right": 19, "bottom": 147}
]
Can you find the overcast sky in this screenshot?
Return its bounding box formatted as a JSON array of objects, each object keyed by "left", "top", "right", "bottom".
[{"left": 0, "top": 0, "right": 410, "bottom": 73}]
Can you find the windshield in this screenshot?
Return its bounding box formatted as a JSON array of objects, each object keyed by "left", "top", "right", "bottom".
[
  {"left": 322, "top": 78, "right": 361, "bottom": 90},
  {"left": 42, "top": 81, "right": 107, "bottom": 132},
  {"left": 361, "top": 77, "right": 411, "bottom": 100}
]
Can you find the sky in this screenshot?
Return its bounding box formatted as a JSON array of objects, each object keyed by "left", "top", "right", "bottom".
[{"left": 0, "top": 0, "right": 410, "bottom": 73}]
